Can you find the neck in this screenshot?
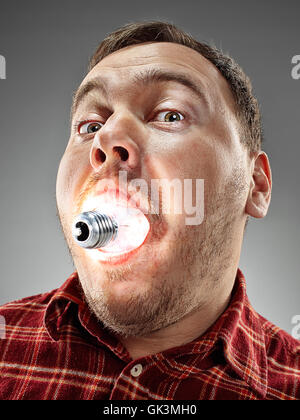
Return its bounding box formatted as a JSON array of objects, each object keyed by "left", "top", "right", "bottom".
[{"left": 120, "top": 266, "right": 237, "bottom": 360}]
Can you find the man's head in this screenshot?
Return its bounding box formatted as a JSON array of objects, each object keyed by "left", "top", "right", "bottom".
[{"left": 56, "top": 21, "right": 272, "bottom": 338}]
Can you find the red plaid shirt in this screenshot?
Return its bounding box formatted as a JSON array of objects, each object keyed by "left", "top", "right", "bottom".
[{"left": 0, "top": 268, "right": 300, "bottom": 400}]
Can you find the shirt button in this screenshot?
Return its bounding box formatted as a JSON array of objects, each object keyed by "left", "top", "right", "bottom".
[{"left": 130, "top": 364, "right": 143, "bottom": 377}]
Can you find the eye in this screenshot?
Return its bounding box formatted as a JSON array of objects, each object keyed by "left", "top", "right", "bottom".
[
  {"left": 78, "top": 121, "right": 103, "bottom": 134},
  {"left": 155, "top": 111, "right": 184, "bottom": 123}
]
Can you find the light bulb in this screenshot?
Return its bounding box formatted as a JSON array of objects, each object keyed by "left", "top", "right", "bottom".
[{"left": 72, "top": 206, "right": 150, "bottom": 257}]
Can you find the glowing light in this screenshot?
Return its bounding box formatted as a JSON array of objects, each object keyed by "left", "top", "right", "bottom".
[{"left": 78, "top": 191, "right": 150, "bottom": 262}]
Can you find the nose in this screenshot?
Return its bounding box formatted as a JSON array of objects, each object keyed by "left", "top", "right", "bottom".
[{"left": 89, "top": 113, "right": 142, "bottom": 172}]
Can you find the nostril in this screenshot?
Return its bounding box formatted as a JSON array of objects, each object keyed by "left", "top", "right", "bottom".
[
  {"left": 95, "top": 148, "right": 106, "bottom": 163},
  {"left": 113, "top": 146, "right": 129, "bottom": 161}
]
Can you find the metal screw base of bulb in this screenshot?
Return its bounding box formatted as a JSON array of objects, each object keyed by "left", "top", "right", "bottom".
[{"left": 72, "top": 211, "right": 118, "bottom": 249}]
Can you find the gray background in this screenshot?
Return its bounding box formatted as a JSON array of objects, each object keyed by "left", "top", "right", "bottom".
[{"left": 0, "top": 0, "right": 299, "bottom": 335}]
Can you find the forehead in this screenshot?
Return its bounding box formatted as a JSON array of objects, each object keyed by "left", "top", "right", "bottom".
[
  {"left": 76, "top": 42, "right": 236, "bottom": 114},
  {"left": 94, "top": 42, "right": 216, "bottom": 72}
]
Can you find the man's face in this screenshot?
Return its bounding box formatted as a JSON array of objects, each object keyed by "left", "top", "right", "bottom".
[{"left": 56, "top": 42, "right": 250, "bottom": 337}]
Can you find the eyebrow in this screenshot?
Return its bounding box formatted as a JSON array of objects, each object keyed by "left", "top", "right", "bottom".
[{"left": 71, "top": 67, "right": 207, "bottom": 118}]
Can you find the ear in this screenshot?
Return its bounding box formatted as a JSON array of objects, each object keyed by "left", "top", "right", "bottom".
[{"left": 245, "top": 151, "right": 272, "bottom": 219}]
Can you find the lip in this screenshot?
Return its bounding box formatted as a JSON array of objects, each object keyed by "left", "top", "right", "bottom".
[
  {"left": 95, "top": 187, "right": 151, "bottom": 216},
  {"left": 96, "top": 232, "right": 150, "bottom": 265}
]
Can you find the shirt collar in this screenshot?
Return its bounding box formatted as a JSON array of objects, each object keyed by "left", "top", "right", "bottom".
[
  {"left": 44, "top": 268, "right": 268, "bottom": 398},
  {"left": 44, "top": 272, "right": 131, "bottom": 360},
  {"left": 44, "top": 272, "right": 83, "bottom": 341},
  {"left": 213, "top": 269, "right": 268, "bottom": 397}
]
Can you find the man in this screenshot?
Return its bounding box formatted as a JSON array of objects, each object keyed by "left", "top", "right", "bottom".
[{"left": 0, "top": 21, "right": 299, "bottom": 400}]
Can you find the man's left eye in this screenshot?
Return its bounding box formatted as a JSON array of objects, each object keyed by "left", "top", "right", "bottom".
[
  {"left": 155, "top": 111, "right": 184, "bottom": 122},
  {"left": 78, "top": 121, "right": 103, "bottom": 134}
]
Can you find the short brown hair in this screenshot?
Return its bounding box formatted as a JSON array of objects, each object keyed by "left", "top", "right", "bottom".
[{"left": 88, "top": 21, "right": 262, "bottom": 154}]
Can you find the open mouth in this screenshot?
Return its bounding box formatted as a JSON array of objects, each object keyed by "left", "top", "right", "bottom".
[{"left": 73, "top": 188, "right": 151, "bottom": 263}]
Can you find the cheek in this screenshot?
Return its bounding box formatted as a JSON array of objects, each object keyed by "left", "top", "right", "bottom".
[
  {"left": 56, "top": 146, "right": 91, "bottom": 215},
  {"left": 145, "top": 135, "right": 240, "bottom": 223},
  {"left": 147, "top": 138, "right": 219, "bottom": 183},
  {"left": 183, "top": 135, "right": 241, "bottom": 193},
  {"left": 144, "top": 137, "right": 201, "bottom": 180}
]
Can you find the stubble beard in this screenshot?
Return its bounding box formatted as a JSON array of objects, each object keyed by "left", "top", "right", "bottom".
[{"left": 60, "top": 165, "right": 247, "bottom": 339}]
